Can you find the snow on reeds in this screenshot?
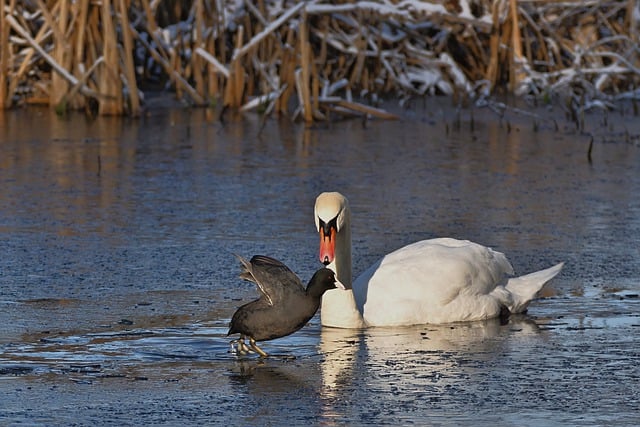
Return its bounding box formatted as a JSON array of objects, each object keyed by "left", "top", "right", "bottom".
[{"left": 2, "top": 0, "right": 639, "bottom": 120}]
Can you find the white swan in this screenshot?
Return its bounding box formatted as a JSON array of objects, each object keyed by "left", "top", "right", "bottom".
[{"left": 314, "top": 192, "right": 564, "bottom": 328}]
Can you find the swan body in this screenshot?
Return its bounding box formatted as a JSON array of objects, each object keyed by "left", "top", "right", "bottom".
[{"left": 315, "top": 192, "right": 564, "bottom": 328}]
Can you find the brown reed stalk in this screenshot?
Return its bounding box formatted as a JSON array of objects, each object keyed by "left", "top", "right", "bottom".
[
  {"left": 73, "top": 0, "right": 89, "bottom": 89},
  {"left": 234, "top": 36, "right": 246, "bottom": 108},
  {"left": 299, "top": 10, "right": 313, "bottom": 123},
  {"left": 118, "top": 0, "right": 140, "bottom": 116},
  {"left": 215, "top": 0, "right": 227, "bottom": 71},
  {"left": 224, "top": 25, "right": 246, "bottom": 108},
  {"left": 206, "top": 38, "right": 220, "bottom": 102},
  {"left": 3, "top": 0, "right": 639, "bottom": 119},
  {"left": 204, "top": 1, "right": 222, "bottom": 103},
  {"left": 485, "top": 0, "right": 501, "bottom": 91},
  {"left": 349, "top": 10, "right": 366, "bottom": 91},
  {"left": 97, "top": 0, "right": 121, "bottom": 115},
  {"left": 323, "top": 98, "right": 400, "bottom": 120},
  {"left": 62, "top": 0, "right": 83, "bottom": 109},
  {"left": 0, "top": 0, "right": 13, "bottom": 108},
  {"left": 170, "top": 48, "right": 182, "bottom": 99},
  {"left": 311, "top": 48, "right": 320, "bottom": 118},
  {"left": 508, "top": 0, "right": 525, "bottom": 92},
  {"left": 276, "top": 26, "right": 296, "bottom": 115},
  {"left": 192, "top": 0, "right": 205, "bottom": 99},
  {"left": 140, "top": 0, "right": 158, "bottom": 33},
  {"left": 36, "top": 0, "right": 70, "bottom": 108}
]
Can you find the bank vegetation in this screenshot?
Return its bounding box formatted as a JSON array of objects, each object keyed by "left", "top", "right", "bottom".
[{"left": 1, "top": 0, "right": 639, "bottom": 121}]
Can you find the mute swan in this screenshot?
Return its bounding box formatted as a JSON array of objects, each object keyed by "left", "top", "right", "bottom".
[
  {"left": 314, "top": 192, "right": 563, "bottom": 328},
  {"left": 228, "top": 255, "right": 344, "bottom": 356}
]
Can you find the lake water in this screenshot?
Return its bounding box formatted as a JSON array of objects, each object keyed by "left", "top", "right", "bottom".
[{"left": 1, "top": 99, "right": 639, "bottom": 425}]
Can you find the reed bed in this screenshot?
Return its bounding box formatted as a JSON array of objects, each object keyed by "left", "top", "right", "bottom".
[{"left": 2, "top": 0, "right": 639, "bottom": 120}]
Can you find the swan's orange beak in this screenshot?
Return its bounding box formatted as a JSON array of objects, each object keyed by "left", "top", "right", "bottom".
[{"left": 319, "top": 224, "right": 336, "bottom": 265}]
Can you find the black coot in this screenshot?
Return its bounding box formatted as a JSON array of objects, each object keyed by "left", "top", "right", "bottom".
[{"left": 228, "top": 255, "right": 344, "bottom": 357}]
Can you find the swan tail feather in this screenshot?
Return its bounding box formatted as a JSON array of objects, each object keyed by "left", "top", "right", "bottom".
[{"left": 503, "top": 262, "right": 564, "bottom": 313}]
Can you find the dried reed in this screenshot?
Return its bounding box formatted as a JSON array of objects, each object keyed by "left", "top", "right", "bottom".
[{"left": 2, "top": 0, "right": 639, "bottom": 119}]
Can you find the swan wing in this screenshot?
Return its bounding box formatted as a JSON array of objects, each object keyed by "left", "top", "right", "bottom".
[{"left": 355, "top": 238, "right": 515, "bottom": 325}]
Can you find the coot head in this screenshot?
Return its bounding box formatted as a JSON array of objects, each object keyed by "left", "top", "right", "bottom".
[{"left": 306, "top": 267, "right": 345, "bottom": 298}]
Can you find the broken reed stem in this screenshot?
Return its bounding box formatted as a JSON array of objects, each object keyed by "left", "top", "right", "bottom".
[
  {"left": 66, "top": 56, "right": 105, "bottom": 102},
  {"left": 195, "top": 48, "right": 230, "bottom": 78},
  {"left": 6, "top": 14, "right": 99, "bottom": 99},
  {"left": 232, "top": 2, "right": 305, "bottom": 61}
]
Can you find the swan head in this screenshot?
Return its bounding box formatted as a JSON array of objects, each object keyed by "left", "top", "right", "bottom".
[{"left": 314, "top": 192, "right": 350, "bottom": 266}]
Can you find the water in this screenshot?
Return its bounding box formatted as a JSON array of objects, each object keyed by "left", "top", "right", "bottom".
[{"left": 1, "top": 100, "right": 639, "bottom": 425}]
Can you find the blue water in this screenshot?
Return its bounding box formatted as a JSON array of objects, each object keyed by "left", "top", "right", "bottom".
[{"left": 1, "top": 101, "right": 639, "bottom": 425}]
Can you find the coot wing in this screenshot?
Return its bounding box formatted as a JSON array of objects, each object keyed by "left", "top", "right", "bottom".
[{"left": 236, "top": 255, "right": 305, "bottom": 305}]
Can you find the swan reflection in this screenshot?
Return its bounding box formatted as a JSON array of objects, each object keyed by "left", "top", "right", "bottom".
[{"left": 319, "top": 316, "right": 542, "bottom": 397}]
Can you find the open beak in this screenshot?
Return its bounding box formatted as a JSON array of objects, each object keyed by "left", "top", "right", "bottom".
[{"left": 319, "top": 221, "right": 336, "bottom": 265}]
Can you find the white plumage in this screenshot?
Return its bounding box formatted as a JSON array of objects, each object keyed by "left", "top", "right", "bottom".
[{"left": 315, "top": 192, "right": 564, "bottom": 328}]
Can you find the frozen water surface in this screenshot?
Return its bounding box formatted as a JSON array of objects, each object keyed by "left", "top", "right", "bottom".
[{"left": 1, "top": 100, "right": 639, "bottom": 425}]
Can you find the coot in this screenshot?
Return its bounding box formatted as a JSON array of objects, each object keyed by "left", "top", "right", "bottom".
[{"left": 228, "top": 255, "right": 344, "bottom": 357}]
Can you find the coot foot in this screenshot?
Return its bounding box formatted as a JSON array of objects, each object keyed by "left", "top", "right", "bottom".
[
  {"left": 230, "top": 335, "right": 268, "bottom": 357},
  {"left": 230, "top": 336, "right": 252, "bottom": 355},
  {"left": 249, "top": 337, "right": 269, "bottom": 357}
]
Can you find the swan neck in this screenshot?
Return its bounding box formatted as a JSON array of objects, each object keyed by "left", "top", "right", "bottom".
[
  {"left": 320, "top": 202, "right": 364, "bottom": 328},
  {"left": 334, "top": 220, "right": 352, "bottom": 289}
]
